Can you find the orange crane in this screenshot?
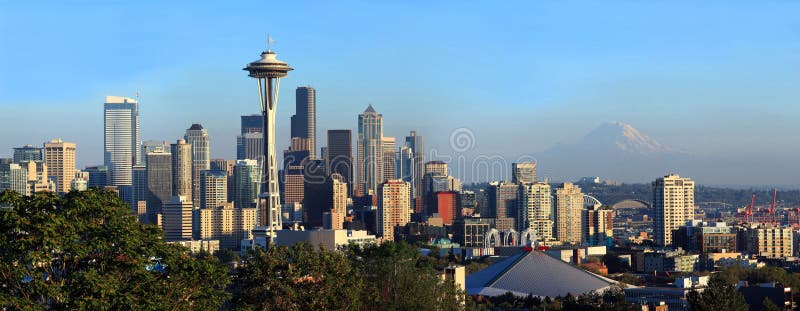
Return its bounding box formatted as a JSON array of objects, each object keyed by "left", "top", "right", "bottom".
[
  {"left": 745, "top": 194, "right": 755, "bottom": 223},
  {"left": 769, "top": 188, "right": 777, "bottom": 225}
]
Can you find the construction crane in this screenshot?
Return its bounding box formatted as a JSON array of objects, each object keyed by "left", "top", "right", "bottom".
[
  {"left": 745, "top": 194, "right": 755, "bottom": 223},
  {"left": 768, "top": 188, "right": 777, "bottom": 225}
]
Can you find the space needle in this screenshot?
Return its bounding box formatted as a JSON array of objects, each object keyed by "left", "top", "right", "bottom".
[{"left": 244, "top": 37, "right": 293, "bottom": 245}]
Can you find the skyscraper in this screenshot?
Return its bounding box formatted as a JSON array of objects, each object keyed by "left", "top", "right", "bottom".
[
  {"left": 199, "top": 170, "right": 228, "bottom": 209},
  {"left": 171, "top": 139, "right": 192, "bottom": 198},
  {"left": 404, "top": 131, "right": 425, "bottom": 204},
  {"left": 185, "top": 124, "right": 210, "bottom": 208},
  {"left": 512, "top": 162, "right": 537, "bottom": 184},
  {"left": 233, "top": 159, "right": 260, "bottom": 209},
  {"left": 13, "top": 145, "right": 42, "bottom": 163},
  {"left": 43, "top": 139, "right": 76, "bottom": 194},
  {"left": 653, "top": 174, "right": 695, "bottom": 247},
  {"left": 282, "top": 165, "right": 304, "bottom": 205},
  {"left": 356, "top": 104, "right": 383, "bottom": 196},
  {"left": 377, "top": 180, "right": 411, "bottom": 241},
  {"left": 240, "top": 114, "right": 263, "bottom": 134},
  {"left": 237, "top": 132, "right": 264, "bottom": 161},
  {"left": 104, "top": 96, "right": 140, "bottom": 186},
  {"left": 291, "top": 86, "right": 316, "bottom": 157},
  {"left": 326, "top": 129, "right": 353, "bottom": 196},
  {"left": 381, "top": 137, "right": 396, "bottom": 183},
  {"left": 303, "top": 169, "right": 345, "bottom": 229},
  {"left": 518, "top": 182, "right": 553, "bottom": 241},
  {"left": 244, "top": 45, "right": 293, "bottom": 240},
  {"left": 555, "top": 182, "right": 583, "bottom": 244},
  {"left": 162, "top": 195, "right": 193, "bottom": 241},
  {"left": 146, "top": 151, "right": 172, "bottom": 224}
]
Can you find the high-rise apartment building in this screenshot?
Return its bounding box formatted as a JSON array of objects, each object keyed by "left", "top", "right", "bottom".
[
  {"left": 171, "top": 139, "right": 193, "bottom": 198},
  {"left": 487, "top": 181, "right": 518, "bottom": 230},
  {"left": 291, "top": 86, "right": 316, "bottom": 157},
  {"left": 162, "top": 195, "right": 193, "bottom": 241},
  {"left": 104, "top": 96, "right": 140, "bottom": 186},
  {"left": 356, "top": 104, "right": 383, "bottom": 196},
  {"left": 185, "top": 124, "right": 210, "bottom": 208},
  {"left": 518, "top": 182, "right": 553, "bottom": 241},
  {"left": 233, "top": 159, "right": 260, "bottom": 209},
  {"left": 582, "top": 207, "right": 614, "bottom": 246},
  {"left": 198, "top": 202, "right": 257, "bottom": 249},
  {"left": 377, "top": 180, "right": 411, "bottom": 241},
  {"left": 555, "top": 182, "right": 584, "bottom": 244},
  {"left": 43, "top": 139, "right": 76, "bottom": 193},
  {"left": 653, "top": 174, "right": 695, "bottom": 247},
  {"left": 512, "top": 162, "right": 537, "bottom": 184},
  {"left": 382, "top": 137, "right": 396, "bottom": 183},
  {"left": 743, "top": 226, "right": 793, "bottom": 259},
  {"left": 326, "top": 130, "right": 353, "bottom": 196},
  {"left": 146, "top": 151, "right": 172, "bottom": 224},
  {"left": 200, "top": 170, "right": 228, "bottom": 209},
  {"left": 13, "top": 145, "right": 42, "bottom": 163}
]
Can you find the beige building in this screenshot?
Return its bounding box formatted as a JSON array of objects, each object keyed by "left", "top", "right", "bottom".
[
  {"left": 377, "top": 180, "right": 411, "bottom": 240},
  {"left": 162, "top": 195, "right": 194, "bottom": 241},
  {"left": 518, "top": 182, "right": 553, "bottom": 240},
  {"left": 198, "top": 202, "right": 257, "bottom": 249},
  {"left": 43, "top": 139, "right": 76, "bottom": 193},
  {"left": 555, "top": 183, "right": 584, "bottom": 244},
  {"left": 22, "top": 160, "right": 55, "bottom": 194},
  {"left": 511, "top": 162, "right": 537, "bottom": 184},
  {"left": 332, "top": 173, "right": 348, "bottom": 215},
  {"left": 653, "top": 174, "right": 695, "bottom": 247},
  {"left": 171, "top": 139, "right": 193, "bottom": 198},
  {"left": 199, "top": 170, "right": 227, "bottom": 209},
  {"left": 744, "top": 226, "right": 793, "bottom": 259},
  {"left": 382, "top": 137, "right": 396, "bottom": 183}
]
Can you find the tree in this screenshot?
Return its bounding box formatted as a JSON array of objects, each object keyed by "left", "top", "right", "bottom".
[
  {"left": 233, "top": 242, "right": 364, "bottom": 310},
  {"left": 687, "top": 275, "right": 748, "bottom": 311},
  {"left": 0, "top": 189, "right": 230, "bottom": 310},
  {"left": 762, "top": 297, "right": 780, "bottom": 311}
]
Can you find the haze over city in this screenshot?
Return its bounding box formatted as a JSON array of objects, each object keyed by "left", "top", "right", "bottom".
[{"left": 2, "top": 1, "right": 799, "bottom": 185}]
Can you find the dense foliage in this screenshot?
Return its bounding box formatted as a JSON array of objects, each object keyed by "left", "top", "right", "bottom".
[
  {"left": 0, "top": 189, "right": 230, "bottom": 310},
  {"left": 686, "top": 275, "right": 748, "bottom": 311},
  {"left": 472, "top": 287, "right": 638, "bottom": 311}
]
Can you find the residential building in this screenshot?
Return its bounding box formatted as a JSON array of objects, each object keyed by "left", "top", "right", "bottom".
[
  {"left": 162, "top": 195, "right": 193, "bottom": 241},
  {"left": 377, "top": 180, "right": 411, "bottom": 240},
  {"left": 381, "top": 137, "right": 396, "bottom": 183},
  {"left": 200, "top": 170, "right": 227, "bottom": 209},
  {"left": 653, "top": 174, "right": 695, "bottom": 247},
  {"left": 43, "top": 139, "right": 76, "bottom": 193},
  {"left": 233, "top": 159, "right": 259, "bottom": 209},
  {"left": 555, "top": 182, "right": 583, "bottom": 244},
  {"left": 582, "top": 206, "right": 614, "bottom": 246},
  {"left": 511, "top": 162, "right": 536, "bottom": 184},
  {"left": 198, "top": 202, "right": 257, "bottom": 249},
  {"left": 275, "top": 229, "right": 376, "bottom": 251},
  {"left": 171, "top": 139, "right": 192, "bottom": 198},
  {"left": 518, "top": 182, "right": 553, "bottom": 240},
  {"left": 742, "top": 225, "right": 793, "bottom": 258}
]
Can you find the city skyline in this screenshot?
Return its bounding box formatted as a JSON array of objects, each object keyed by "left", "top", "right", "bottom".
[{"left": 2, "top": 2, "right": 800, "bottom": 185}]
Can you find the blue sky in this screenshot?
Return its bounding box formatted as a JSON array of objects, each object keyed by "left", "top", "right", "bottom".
[{"left": 1, "top": 1, "right": 799, "bottom": 183}]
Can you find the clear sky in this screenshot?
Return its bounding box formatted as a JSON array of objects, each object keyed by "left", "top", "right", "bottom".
[{"left": 1, "top": 1, "right": 799, "bottom": 184}]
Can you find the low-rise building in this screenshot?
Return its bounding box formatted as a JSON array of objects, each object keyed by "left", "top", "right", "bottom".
[{"left": 275, "top": 229, "right": 376, "bottom": 251}]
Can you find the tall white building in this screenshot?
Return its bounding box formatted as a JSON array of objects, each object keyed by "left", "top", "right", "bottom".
[
  {"left": 518, "top": 182, "right": 553, "bottom": 241},
  {"left": 653, "top": 174, "right": 695, "bottom": 247},
  {"left": 162, "top": 195, "right": 193, "bottom": 241},
  {"left": 356, "top": 104, "right": 383, "bottom": 196},
  {"left": 185, "top": 124, "right": 210, "bottom": 208},
  {"left": 104, "top": 96, "right": 140, "bottom": 186}
]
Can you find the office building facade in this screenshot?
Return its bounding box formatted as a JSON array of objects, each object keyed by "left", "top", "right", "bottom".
[{"left": 104, "top": 96, "right": 140, "bottom": 186}]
